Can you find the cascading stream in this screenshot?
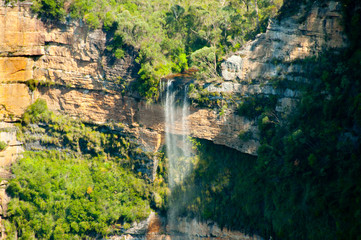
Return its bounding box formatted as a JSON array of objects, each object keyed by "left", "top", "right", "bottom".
[{"left": 163, "top": 79, "right": 192, "bottom": 231}]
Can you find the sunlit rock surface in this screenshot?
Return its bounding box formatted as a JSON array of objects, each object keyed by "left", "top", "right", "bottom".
[{"left": 0, "top": 0, "right": 348, "bottom": 153}]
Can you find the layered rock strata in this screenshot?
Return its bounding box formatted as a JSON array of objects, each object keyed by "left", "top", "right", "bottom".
[{"left": 0, "top": 1, "right": 348, "bottom": 154}]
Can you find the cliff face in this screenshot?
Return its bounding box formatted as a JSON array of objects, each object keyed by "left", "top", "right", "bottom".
[
  {"left": 222, "top": 1, "right": 347, "bottom": 82},
  {"left": 0, "top": 1, "right": 352, "bottom": 239},
  {"left": 216, "top": 0, "right": 347, "bottom": 111},
  {"left": 0, "top": 0, "right": 348, "bottom": 155}
]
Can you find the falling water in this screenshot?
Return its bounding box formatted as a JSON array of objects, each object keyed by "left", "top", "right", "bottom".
[{"left": 163, "top": 80, "right": 192, "bottom": 231}]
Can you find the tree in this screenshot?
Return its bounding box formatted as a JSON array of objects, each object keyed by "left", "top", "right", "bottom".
[{"left": 191, "top": 46, "right": 219, "bottom": 80}]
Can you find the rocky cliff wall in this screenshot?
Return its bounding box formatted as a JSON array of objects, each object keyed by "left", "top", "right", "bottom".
[
  {"left": 0, "top": 1, "right": 259, "bottom": 154},
  {"left": 0, "top": 1, "right": 351, "bottom": 239},
  {"left": 0, "top": 0, "right": 348, "bottom": 155},
  {"left": 218, "top": 0, "right": 347, "bottom": 104},
  {"left": 222, "top": 1, "right": 347, "bottom": 82}
]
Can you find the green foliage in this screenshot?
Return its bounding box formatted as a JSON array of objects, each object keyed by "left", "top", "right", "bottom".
[
  {"left": 236, "top": 94, "right": 278, "bottom": 119},
  {"left": 29, "top": 0, "right": 282, "bottom": 101},
  {"left": 22, "top": 99, "right": 48, "bottom": 125},
  {"left": 136, "top": 62, "right": 160, "bottom": 101},
  {"left": 85, "top": 12, "right": 101, "bottom": 29},
  {"left": 188, "top": 84, "right": 221, "bottom": 108},
  {"left": 190, "top": 46, "right": 218, "bottom": 80},
  {"left": 0, "top": 140, "right": 7, "bottom": 151},
  {"left": 25, "top": 79, "right": 55, "bottom": 92},
  {"left": 31, "top": 0, "right": 66, "bottom": 21},
  {"left": 238, "top": 130, "right": 253, "bottom": 141},
  {"left": 252, "top": 51, "right": 361, "bottom": 239},
  {"left": 170, "top": 139, "right": 261, "bottom": 233},
  {"left": 6, "top": 151, "right": 152, "bottom": 239},
  {"left": 19, "top": 100, "right": 162, "bottom": 182},
  {"left": 12, "top": 101, "right": 169, "bottom": 238},
  {"left": 169, "top": 5, "right": 361, "bottom": 238},
  {"left": 114, "top": 48, "right": 125, "bottom": 59}
]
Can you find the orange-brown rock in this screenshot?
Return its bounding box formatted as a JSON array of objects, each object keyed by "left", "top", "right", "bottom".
[
  {"left": 35, "top": 87, "right": 259, "bottom": 154},
  {"left": 145, "top": 216, "right": 262, "bottom": 240},
  {"left": 0, "top": 1, "right": 348, "bottom": 155},
  {"left": 0, "top": 83, "right": 32, "bottom": 120},
  {"left": 0, "top": 3, "right": 44, "bottom": 56},
  {"left": 0, "top": 57, "right": 34, "bottom": 82}
]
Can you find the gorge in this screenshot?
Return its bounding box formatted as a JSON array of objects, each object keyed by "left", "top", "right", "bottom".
[{"left": 0, "top": 0, "right": 361, "bottom": 239}]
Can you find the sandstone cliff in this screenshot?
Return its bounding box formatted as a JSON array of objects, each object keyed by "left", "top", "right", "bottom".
[
  {"left": 0, "top": 1, "right": 351, "bottom": 239},
  {"left": 0, "top": 0, "right": 348, "bottom": 155}
]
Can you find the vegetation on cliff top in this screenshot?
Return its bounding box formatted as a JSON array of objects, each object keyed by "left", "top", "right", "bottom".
[{"left": 26, "top": 0, "right": 282, "bottom": 101}]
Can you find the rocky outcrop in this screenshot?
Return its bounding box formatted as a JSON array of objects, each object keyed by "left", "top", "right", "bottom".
[
  {"left": 0, "top": 1, "right": 138, "bottom": 118},
  {"left": 219, "top": 0, "right": 347, "bottom": 109},
  {"left": 0, "top": 83, "right": 32, "bottom": 119},
  {"left": 0, "top": 0, "right": 351, "bottom": 239},
  {"left": 222, "top": 1, "right": 347, "bottom": 82}
]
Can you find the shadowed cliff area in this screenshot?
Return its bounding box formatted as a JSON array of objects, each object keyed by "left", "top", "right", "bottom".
[{"left": 168, "top": 44, "right": 361, "bottom": 238}]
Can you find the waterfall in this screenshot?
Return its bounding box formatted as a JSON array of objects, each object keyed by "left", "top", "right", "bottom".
[
  {"left": 163, "top": 80, "right": 192, "bottom": 230},
  {"left": 164, "top": 80, "right": 177, "bottom": 189}
]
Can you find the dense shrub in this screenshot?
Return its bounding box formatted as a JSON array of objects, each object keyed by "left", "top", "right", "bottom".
[
  {"left": 5, "top": 151, "right": 151, "bottom": 239},
  {"left": 236, "top": 94, "right": 278, "bottom": 120},
  {"left": 169, "top": 3, "right": 361, "bottom": 238},
  {"left": 31, "top": 0, "right": 66, "bottom": 21},
  {"left": 176, "top": 40, "right": 361, "bottom": 240},
  {"left": 22, "top": 99, "right": 48, "bottom": 125},
  {"left": 7, "top": 100, "right": 169, "bottom": 239}
]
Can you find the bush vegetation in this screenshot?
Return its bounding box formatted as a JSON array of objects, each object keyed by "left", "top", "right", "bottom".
[
  {"left": 236, "top": 94, "right": 278, "bottom": 120},
  {"left": 6, "top": 100, "right": 168, "bottom": 239},
  {"left": 6, "top": 150, "right": 151, "bottom": 239},
  {"left": 29, "top": 0, "right": 283, "bottom": 101},
  {"left": 7, "top": 1, "right": 361, "bottom": 239}
]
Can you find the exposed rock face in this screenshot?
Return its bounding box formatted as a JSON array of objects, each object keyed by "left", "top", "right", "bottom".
[
  {"left": 0, "top": 1, "right": 348, "bottom": 154},
  {"left": 0, "top": 83, "right": 32, "bottom": 119},
  {"left": 207, "top": 1, "right": 349, "bottom": 147},
  {"left": 222, "top": 1, "right": 347, "bottom": 82},
  {"left": 0, "top": 1, "right": 138, "bottom": 117},
  {"left": 35, "top": 87, "right": 259, "bottom": 153},
  {"left": 0, "top": 2, "right": 44, "bottom": 57},
  {"left": 0, "top": 0, "right": 351, "bottom": 239},
  {"left": 0, "top": 2, "right": 258, "bottom": 154},
  {"left": 218, "top": 0, "right": 347, "bottom": 117}
]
